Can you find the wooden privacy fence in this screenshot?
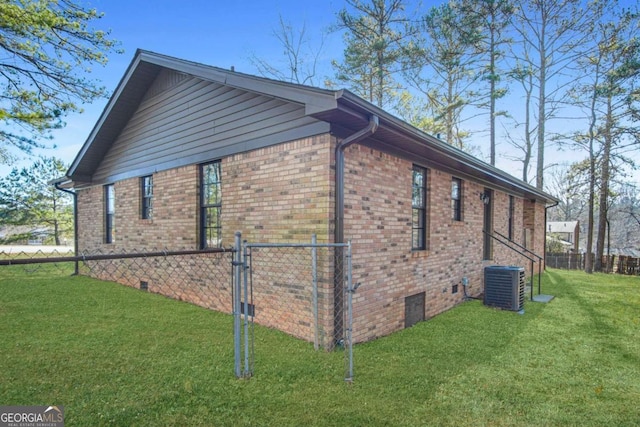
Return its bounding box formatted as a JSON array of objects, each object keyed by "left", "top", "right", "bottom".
[
  {"left": 545, "top": 253, "right": 640, "bottom": 275},
  {"left": 612, "top": 255, "right": 639, "bottom": 275}
]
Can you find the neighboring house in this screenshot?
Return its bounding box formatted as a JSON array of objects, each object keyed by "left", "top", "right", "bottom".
[
  {"left": 547, "top": 221, "right": 580, "bottom": 252},
  {"left": 0, "top": 226, "right": 51, "bottom": 245},
  {"left": 58, "top": 50, "right": 557, "bottom": 344}
]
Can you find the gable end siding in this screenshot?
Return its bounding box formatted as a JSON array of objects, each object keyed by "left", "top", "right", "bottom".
[{"left": 93, "top": 70, "right": 329, "bottom": 183}]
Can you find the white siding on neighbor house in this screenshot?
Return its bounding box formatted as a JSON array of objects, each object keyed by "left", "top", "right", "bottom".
[{"left": 93, "top": 69, "right": 328, "bottom": 183}]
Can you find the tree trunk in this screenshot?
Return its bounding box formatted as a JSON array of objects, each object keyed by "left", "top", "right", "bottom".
[
  {"left": 53, "top": 197, "right": 61, "bottom": 246},
  {"left": 522, "top": 74, "right": 533, "bottom": 183},
  {"left": 447, "top": 78, "right": 454, "bottom": 146},
  {"left": 54, "top": 219, "right": 61, "bottom": 246},
  {"left": 584, "top": 47, "right": 602, "bottom": 275},
  {"left": 536, "top": 28, "right": 546, "bottom": 190},
  {"left": 595, "top": 97, "right": 613, "bottom": 272},
  {"left": 489, "top": 8, "right": 496, "bottom": 166},
  {"left": 585, "top": 160, "right": 595, "bottom": 274}
]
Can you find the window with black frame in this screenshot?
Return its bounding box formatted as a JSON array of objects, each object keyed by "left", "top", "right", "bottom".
[
  {"left": 451, "top": 177, "right": 462, "bottom": 221},
  {"left": 508, "top": 195, "right": 515, "bottom": 240},
  {"left": 104, "top": 184, "right": 115, "bottom": 243},
  {"left": 412, "top": 165, "right": 427, "bottom": 250},
  {"left": 200, "top": 161, "right": 222, "bottom": 249},
  {"left": 141, "top": 175, "right": 153, "bottom": 219}
]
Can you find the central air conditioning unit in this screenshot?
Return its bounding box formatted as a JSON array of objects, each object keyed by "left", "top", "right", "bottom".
[{"left": 484, "top": 266, "right": 525, "bottom": 312}]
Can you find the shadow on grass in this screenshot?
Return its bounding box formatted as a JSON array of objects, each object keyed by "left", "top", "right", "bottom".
[
  {"left": 3, "top": 268, "right": 637, "bottom": 426},
  {"left": 350, "top": 296, "right": 548, "bottom": 415},
  {"left": 546, "top": 269, "right": 640, "bottom": 367}
]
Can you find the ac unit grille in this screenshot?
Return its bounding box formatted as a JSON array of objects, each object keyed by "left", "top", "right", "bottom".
[{"left": 484, "top": 266, "right": 525, "bottom": 311}]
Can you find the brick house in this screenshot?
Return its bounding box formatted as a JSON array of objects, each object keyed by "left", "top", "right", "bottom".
[{"left": 60, "top": 50, "right": 556, "bottom": 344}]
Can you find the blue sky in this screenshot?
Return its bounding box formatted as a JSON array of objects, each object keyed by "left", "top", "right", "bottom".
[
  {"left": 2, "top": 0, "right": 638, "bottom": 187},
  {"left": 1, "top": 0, "right": 349, "bottom": 174}
]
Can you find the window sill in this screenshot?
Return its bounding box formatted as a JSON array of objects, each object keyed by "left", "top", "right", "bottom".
[{"left": 411, "top": 250, "right": 430, "bottom": 258}]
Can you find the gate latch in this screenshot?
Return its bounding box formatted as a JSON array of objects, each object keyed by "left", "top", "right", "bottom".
[{"left": 347, "top": 282, "right": 361, "bottom": 293}]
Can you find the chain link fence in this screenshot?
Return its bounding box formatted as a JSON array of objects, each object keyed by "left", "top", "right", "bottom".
[
  {"left": 0, "top": 248, "right": 76, "bottom": 276},
  {"left": 1, "top": 235, "right": 356, "bottom": 382},
  {"left": 79, "top": 248, "right": 234, "bottom": 314},
  {"left": 235, "top": 238, "right": 354, "bottom": 381},
  {"left": 0, "top": 247, "right": 235, "bottom": 314}
]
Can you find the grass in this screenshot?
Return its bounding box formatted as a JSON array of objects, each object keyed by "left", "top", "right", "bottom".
[{"left": 1, "top": 266, "right": 639, "bottom": 426}]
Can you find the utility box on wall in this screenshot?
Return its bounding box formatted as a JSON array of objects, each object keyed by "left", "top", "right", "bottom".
[{"left": 484, "top": 266, "right": 525, "bottom": 312}]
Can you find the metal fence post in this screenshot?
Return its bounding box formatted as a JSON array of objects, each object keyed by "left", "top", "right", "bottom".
[
  {"left": 538, "top": 259, "right": 542, "bottom": 295},
  {"left": 312, "top": 234, "right": 319, "bottom": 350},
  {"left": 242, "top": 240, "right": 252, "bottom": 377},
  {"left": 530, "top": 259, "right": 534, "bottom": 300},
  {"left": 233, "top": 231, "right": 242, "bottom": 378},
  {"left": 345, "top": 239, "right": 354, "bottom": 383}
]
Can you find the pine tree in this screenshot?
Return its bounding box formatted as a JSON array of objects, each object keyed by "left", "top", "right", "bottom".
[
  {"left": 0, "top": 157, "right": 73, "bottom": 245},
  {"left": 0, "top": 0, "right": 119, "bottom": 162},
  {"left": 332, "top": 0, "right": 414, "bottom": 109}
]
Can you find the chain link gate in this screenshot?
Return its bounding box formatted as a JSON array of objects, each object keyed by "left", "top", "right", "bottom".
[{"left": 232, "top": 233, "right": 355, "bottom": 382}]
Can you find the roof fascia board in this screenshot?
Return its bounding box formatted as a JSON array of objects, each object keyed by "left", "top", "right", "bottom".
[
  {"left": 362, "top": 136, "right": 537, "bottom": 200},
  {"left": 334, "top": 90, "right": 557, "bottom": 203}
]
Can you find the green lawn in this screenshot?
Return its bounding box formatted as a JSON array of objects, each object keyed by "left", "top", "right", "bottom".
[{"left": 1, "top": 266, "right": 638, "bottom": 426}]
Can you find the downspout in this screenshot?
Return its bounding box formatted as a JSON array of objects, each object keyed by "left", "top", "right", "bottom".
[
  {"left": 544, "top": 200, "right": 560, "bottom": 272},
  {"left": 332, "top": 114, "right": 378, "bottom": 348},
  {"left": 54, "top": 181, "right": 79, "bottom": 275},
  {"left": 334, "top": 115, "right": 379, "bottom": 245}
]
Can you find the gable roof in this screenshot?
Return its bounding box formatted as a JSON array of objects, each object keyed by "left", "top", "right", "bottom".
[
  {"left": 67, "top": 49, "right": 557, "bottom": 204},
  {"left": 547, "top": 221, "right": 579, "bottom": 233}
]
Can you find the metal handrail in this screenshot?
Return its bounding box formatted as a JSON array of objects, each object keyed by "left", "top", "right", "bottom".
[
  {"left": 483, "top": 229, "right": 537, "bottom": 300},
  {"left": 493, "top": 230, "right": 544, "bottom": 295},
  {"left": 493, "top": 230, "right": 542, "bottom": 261}
]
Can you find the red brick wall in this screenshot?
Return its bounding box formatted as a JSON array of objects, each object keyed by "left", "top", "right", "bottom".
[
  {"left": 223, "top": 134, "right": 336, "bottom": 346},
  {"left": 341, "top": 144, "right": 535, "bottom": 342},
  {"left": 77, "top": 165, "right": 199, "bottom": 252},
  {"left": 76, "top": 184, "right": 104, "bottom": 250},
  {"left": 224, "top": 134, "right": 333, "bottom": 243},
  {"left": 76, "top": 133, "right": 543, "bottom": 345},
  {"left": 78, "top": 135, "right": 334, "bottom": 252},
  {"left": 76, "top": 135, "right": 337, "bottom": 346},
  {"left": 523, "top": 199, "right": 546, "bottom": 269}
]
